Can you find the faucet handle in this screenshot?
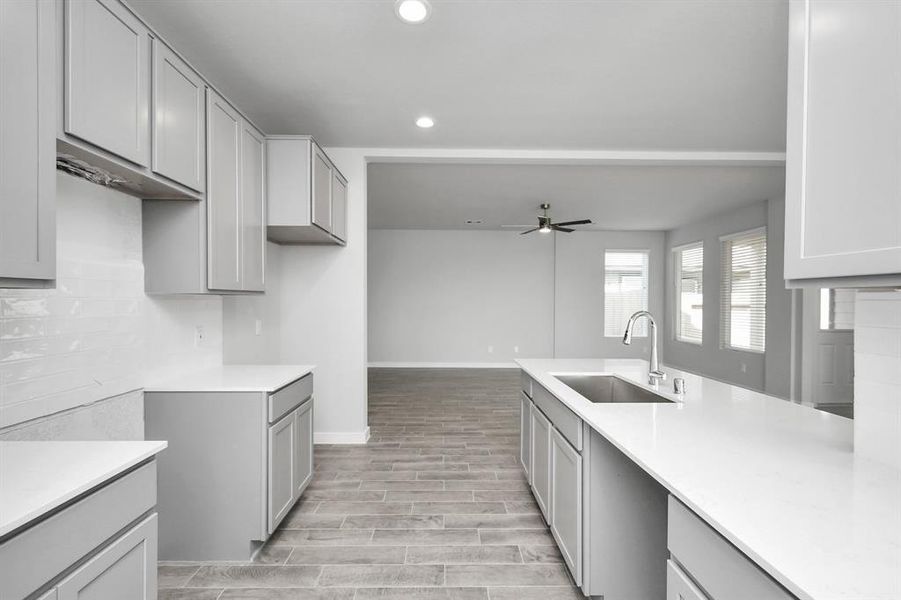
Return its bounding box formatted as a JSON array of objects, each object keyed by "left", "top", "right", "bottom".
[
  {"left": 648, "top": 370, "right": 667, "bottom": 385},
  {"left": 673, "top": 378, "right": 685, "bottom": 394}
]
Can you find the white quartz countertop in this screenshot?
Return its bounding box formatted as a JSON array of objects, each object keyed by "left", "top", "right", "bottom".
[
  {"left": 517, "top": 358, "right": 901, "bottom": 600},
  {"left": 144, "top": 364, "right": 314, "bottom": 393},
  {"left": 0, "top": 441, "right": 167, "bottom": 538}
]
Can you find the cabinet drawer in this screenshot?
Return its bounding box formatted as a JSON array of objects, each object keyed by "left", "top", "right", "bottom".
[
  {"left": 666, "top": 560, "right": 709, "bottom": 600},
  {"left": 520, "top": 371, "right": 533, "bottom": 398},
  {"left": 667, "top": 496, "right": 794, "bottom": 600},
  {"left": 533, "top": 383, "right": 582, "bottom": 451},
  {"left": 269, "top": 374, "right": 313, "bottom": 423},
  {"left": 0, "top": 462, "right": 156, "bottom": 600}
]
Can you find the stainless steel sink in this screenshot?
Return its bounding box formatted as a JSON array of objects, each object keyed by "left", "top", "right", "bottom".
[{"left": 555, "top": 375, "right": 674, "bottom": 404}]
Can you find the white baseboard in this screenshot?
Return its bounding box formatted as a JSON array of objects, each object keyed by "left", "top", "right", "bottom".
[
  {"left": 368, "top": 362, "right": 518, "bottom": 369},
  {"left": 314, "top": 427, "right": 370, "bottom": 445}
]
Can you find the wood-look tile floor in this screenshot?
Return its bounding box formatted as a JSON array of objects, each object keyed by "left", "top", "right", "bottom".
[{"left": 159, "top": 368, "right": 582, "bottom": 600}]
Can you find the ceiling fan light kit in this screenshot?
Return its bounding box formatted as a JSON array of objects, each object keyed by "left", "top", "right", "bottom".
[{"left": 519, "top": 203, "right": 592, "bottom": 235}]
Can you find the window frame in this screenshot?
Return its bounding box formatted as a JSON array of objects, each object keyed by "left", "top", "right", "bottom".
[
  {"left": 603, "top": 248, "right": 651, "bottom": 338},
  {"left": 672, "top": 241, "right": 704, "bottom": 346},
  {"left": 719, "top": 227, "right": 767, "bottom": 355}
]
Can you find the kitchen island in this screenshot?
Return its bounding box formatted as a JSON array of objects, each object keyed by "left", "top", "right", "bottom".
[{"left": 517, "top": 358, "right": 900, "bottom": 600}]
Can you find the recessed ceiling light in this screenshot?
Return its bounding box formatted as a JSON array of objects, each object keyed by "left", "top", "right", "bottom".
[
  {"left": 395, "top": 0, "right": 431, "bottom": 24},
  {"left": 415, "top": 116, "right": 435, "bottom": 129}
]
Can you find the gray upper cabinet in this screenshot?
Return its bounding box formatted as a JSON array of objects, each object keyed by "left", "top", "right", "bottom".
[
  {"left": 0, "top": 0, "right": 56, "bottom": 287},
  {"left": 267, "top": 136, "right": 348, "bottom": 245},
  {"left": 331, "top": 171, "right": 348, "bottom": 243},
  {"left": 143, "top": 90, "right": 265, "bottom": 295},
  {"left": 312, "top": 146, "right": 332, "bottom": 232},
  {"left": 241, "top": 121, "right": 266, "bottom": 291},
  {"left": 152, "top": 39, "right": 205, "bottom": 192},
  {"left": 207, "top": 89, "right": 242, "bottom": 291},
  {"left": 785, "top": 0, "right": 901, "bottom": 286},
  {"left": 65, "top": 0, "right": 150, "bottom": 166}
]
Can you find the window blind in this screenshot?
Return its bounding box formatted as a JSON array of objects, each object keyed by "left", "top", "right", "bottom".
[
  {"left": 675, "top": 243, "right": 703, "bottom": 344},
  {"left": 604, "top": 251, "right": 649, "bottom": 337},
  {"left": 720, "top": 229, "right": 766, "bottom": 352}
]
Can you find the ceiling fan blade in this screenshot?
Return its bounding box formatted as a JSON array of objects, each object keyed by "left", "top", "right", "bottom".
[
  {"left": 553, "top": 219, "right": 592, "bottom": 227},
  {"left": 519, "top": 227, "right": 540, "bottom": 235},
  {"left": 552, "top": 226, "right": 575, "bottom": 233}
]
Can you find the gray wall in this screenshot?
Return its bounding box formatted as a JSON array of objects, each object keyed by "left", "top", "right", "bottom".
[
  {"left": 223, "top": 242, "right": 283, "bottom": 364},
  {"left": 554, "top": 230, "right": 665, "bottom": 359},
  {"left": 368, "top": 229, "right": 665, "bottom": 364},
  {"left": 368, "top": 230, "right": 555, "bottom": 364},
  {"left": 662, "top": 198, "right": 792, "bottom": 395}
]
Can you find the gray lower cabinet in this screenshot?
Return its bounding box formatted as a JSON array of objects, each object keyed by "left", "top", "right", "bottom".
[
  {"left": 550, "top": 427, "right": 582, "bottom": 585},
  {"left": 529, "top": 403, "right": 552, "bottom": 522},
  {"left": 0, "top": 461, "right": 159, "bottom": 600},
  {"left": 0, "top": 0, "right": 56, "bottom": 287},
  {"left": 268, "top": 408, "right": 298, "bottom": 533},
  {"left": 56, "top": 514, "right": 157, "bottom": 600},
  {"left": 267, "top": 135, "right": 348, "bottom": 245},
  {"left": 519, "top": 392, "right": 531, "bottom": 482},
  {"left": 667, "top": 496, "right": 795, "bottom": 600},
  {"left": 145, "top": 374, "right": 314, "bottom": 560}
]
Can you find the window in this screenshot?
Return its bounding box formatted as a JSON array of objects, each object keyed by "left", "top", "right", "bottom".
[
  {"left": 604, "top": 250, "right": 650, "bottom": 337},
  {"left": 720, "top": 228, "right": 766, "bottom": 352},
  {"left": 674, "top": 242, "right": 703, "bottom": 344},
  {"left": 819, "top": 288, "right": 855, "bottom": 330}
]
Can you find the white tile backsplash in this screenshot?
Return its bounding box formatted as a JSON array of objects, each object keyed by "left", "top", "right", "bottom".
[
  {"left": 0, "top": 174, "right": 223, "bottom": 433},
  {"left": 854, "top": 290, "right": 901, "bottom": 470}
]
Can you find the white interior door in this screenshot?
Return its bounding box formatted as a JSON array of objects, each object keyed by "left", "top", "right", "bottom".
[{"left": 801, "top": 289, "right": 854, "bottom": 407}]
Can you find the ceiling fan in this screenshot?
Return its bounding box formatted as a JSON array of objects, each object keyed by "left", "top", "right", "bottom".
[{"left": 518, "top": 203, "right": 592, "bottom": 235}]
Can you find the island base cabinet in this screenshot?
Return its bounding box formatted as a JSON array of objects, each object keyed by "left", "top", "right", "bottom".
[
  {"left": 550, "top": 428, "right": 582, "bottom": 586},
  {"left": 57, "top": 514, "right": 157, "bottom": 600},
  {"left": 530, "top": 404, "right": 552, "bottom": 522},
  {"left": 520, "top": 392, "right": 531, "bottom": 482}
]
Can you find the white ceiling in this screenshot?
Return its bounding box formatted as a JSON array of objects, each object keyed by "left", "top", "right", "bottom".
[
  {"left": 129, "top": 0, "right": 789, "bottom": 151},
  {"left": 367, "top": 163, "right": 786, "bottom": 230}
]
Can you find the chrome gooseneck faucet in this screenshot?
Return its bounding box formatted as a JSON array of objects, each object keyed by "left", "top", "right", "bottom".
[{"left": 622, "top": 310, "right": 667, "bottom": 385}]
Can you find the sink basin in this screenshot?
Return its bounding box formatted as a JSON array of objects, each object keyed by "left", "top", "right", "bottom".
[{"left": 555, "top": 375, "right": 674, "bottom": 404}]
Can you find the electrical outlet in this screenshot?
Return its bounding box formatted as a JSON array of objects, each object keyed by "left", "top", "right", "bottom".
[
  {"left": 487, "top": 345, "right": 494, "bottom": 354},
  {"left": 514, "top": 346, "right": 519, "bottom": 354},
  {"left": 255, "top": 319, "right": 262, "bottom": 336},
  {"left": 194, "top": 325, "right": 205, "bottom": 347},
  {"left": 740, "top": 362, "right": 747, "bottom": 373}
]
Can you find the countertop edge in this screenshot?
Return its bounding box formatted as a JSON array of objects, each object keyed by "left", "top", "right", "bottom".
[
  {"left": 0, "top": 441, "right": 168, "bottom": 539},
  {"left": 143, "top": 365, "right": 315, "bottom": 393}
]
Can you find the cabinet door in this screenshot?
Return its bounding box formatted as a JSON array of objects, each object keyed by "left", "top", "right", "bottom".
[
  {"left": 311, "top": 145, "right": 332, "bottom": 232},
  {"left": 530, "top": 404, "right": 552, "bottom": 523},
  {"left": 240, "top": 120, "right": 266, "bottom": 291},
  {"left": 0, "top": 0, "right": 55, "bottom": 283},
  {"left": 65, "top": 0, "right": 150, "bottom": 166},
  {"left": 550, "top": 428, "right": 582, "bottom": 586},
  {"left": 331, "top": 173, "right": 347, "bottom": 242},
  {"left": 268, "top": 409, "right": 296, "bottom": 533},
  {"left": 152, "top": 39, "right": 205, "bottom": 192},
  {"left": 785, "top": 0, "right": 901, "bottom": 280},
  {"left": 206, "top": 90, "right": 241, "bottom": 291},
  {"left": 57, "top": 514, "right": 157, "bottom": 600},
  {"left": 666, "top": 560, "right": 709, "bottom": 600},
  {"left": 294, "top": 400, "right": 314, "bottom": 496},
  {"left": 520, "top": 392, "right": 531, "bottom": 482}
]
